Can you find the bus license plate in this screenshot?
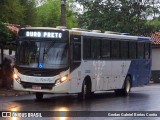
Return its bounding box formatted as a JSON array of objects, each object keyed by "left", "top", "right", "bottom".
[{"left": 32, "top": 85, "right": 41, "bottom": 90}]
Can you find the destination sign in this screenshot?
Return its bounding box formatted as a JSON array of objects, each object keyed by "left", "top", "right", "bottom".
[{"left": 25, "top": 31, "right": 62, "bottom": 38}]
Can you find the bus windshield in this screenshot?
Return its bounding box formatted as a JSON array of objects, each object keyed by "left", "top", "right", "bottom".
[{"left": 16, "top": 40, "right": 68, "bottom": 69}]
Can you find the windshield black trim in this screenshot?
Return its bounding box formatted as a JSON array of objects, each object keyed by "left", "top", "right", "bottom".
[{"left": 15, "top": 65, "right": 69, "bottom": 77}]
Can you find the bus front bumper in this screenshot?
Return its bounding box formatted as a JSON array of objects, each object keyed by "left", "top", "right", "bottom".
[{"left": 13, "top": 79, "right": 70, "bottom": 94}]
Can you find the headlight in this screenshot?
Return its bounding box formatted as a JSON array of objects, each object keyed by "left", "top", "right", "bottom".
[
  {"left": 13, "top": 73, "right": 18, "bottom": 79},
  {"left": 55, "top": 75, "right": 68, "bottom": 86},
  {"left": 13, "top": 73, "right": 21, "bottom": 83},
  {"left": 61, "top": 76, "right": 67, "bottom": 82}
]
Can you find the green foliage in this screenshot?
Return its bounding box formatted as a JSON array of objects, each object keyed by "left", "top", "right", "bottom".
[
  {"left": 76, "top": 0, "right": 160, "bottom": 36},
  {"left": 0, "top": 0, "right": 37, "bottom": 26},
  {"left": 36, "top": 0, "right": 78, "bottom": 28},
  {"left": 36, "top": 0, "right": 61, "bottom": 27},
  {"left": 0, "top": 0, "right": 78, "bottom": 28},
  {"left": 20, "top": 0, "right": 37, "bottom": 26},
  {"left": 146, "top": 18, "right": 160, "bottom": 32},
  {"left": 66, "top": 0, "right": 78, "bottom": 28},
  {"left": 0, "top": 21, "right": 11, "bottom": 43},
  {"left": 0, "top": 0, "right": 24, "bottom": 24}
]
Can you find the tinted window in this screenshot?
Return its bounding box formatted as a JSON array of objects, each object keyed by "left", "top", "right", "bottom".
[
  {"left": 137, "top": 42, "right": 144, "bottom": 59},
  {"left": 91, "top": 39, "right": 100, "bottom": 59},
  {"left": 72, "top": 36, "right": 81, "bottom": 61},
  {"left": 129, "top": 42, "right": 137, "bottom": 59},
  {"left": 83, "top": 37, "right": 91, "bottom": 59},
  {"left": 111, "top": 41, "right": 120, "bottom": 59},
  {"left": 101, "top": 39, "right": 110, "bottom": 59},
  {"left": 120, "top": 41, "right": 128, "bottom": 59},
  {"left": 73, "top": 43, "right": 81, "bottom": 61},
  {"left": 144, "top": 43, "right": 150, "bottom": 59}
]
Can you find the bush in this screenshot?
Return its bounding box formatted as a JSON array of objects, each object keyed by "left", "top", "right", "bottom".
[{"left": 0, "top": 21, "right": 12, "bottom": 44}]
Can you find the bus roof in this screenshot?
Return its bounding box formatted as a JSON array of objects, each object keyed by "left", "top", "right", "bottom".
[
  {"left": 21, "top": 27, "right": 62, "bottom": 30},
  {"left": 20, "top": 27, "right": 151, "bottom": 42},
  {"left": 69, "top": 30, "right": 151, "bottom": 42}
]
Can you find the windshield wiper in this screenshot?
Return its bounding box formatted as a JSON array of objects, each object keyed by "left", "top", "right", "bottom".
[{"left": 43, "top": 40, "right": 56, "bottom": 55}]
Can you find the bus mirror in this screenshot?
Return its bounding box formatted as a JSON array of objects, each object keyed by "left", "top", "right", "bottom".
[{"left": 9, "top": 48, "right": 12, "bottom": 55}]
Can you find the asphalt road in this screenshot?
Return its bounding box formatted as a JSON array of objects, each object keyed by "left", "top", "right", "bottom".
[{"left": 1, "top": 83, "right": 160, "bottom": 120}]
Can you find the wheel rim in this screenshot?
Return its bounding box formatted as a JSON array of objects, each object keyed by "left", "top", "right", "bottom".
[
  {"left": 83, "top": 83, "right": 87, "bottom": 100},
  {"left": 126, "top": 80, "right": 130, "bottom": 93}
]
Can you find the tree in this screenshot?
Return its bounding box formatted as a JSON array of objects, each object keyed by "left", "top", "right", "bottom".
[
  {"left": 0, "top": 0, "right": 24, "bottom": 24},
  {"left": 0, "top": 21, "right": 11, "bottom": 43},
  {"left": 76, "top": 0, "right": 160, "bottom": 35},
  {"left": 146, "top": 17, "right": 160, "bottom": 32},
  {"left": 61, "top": 0, "right": 66, "bottom": 26},
  {"left": 36, "top": 0, "right": 78, "bottom": 28},
  {"left": 20, "top": 0, "right": 37, "bottom": 26}
]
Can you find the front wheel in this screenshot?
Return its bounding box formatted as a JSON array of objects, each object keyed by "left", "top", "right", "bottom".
[
  {"left": 78, "top": 80, "right": 91, "bottom": 100},
  {"left": 36, "top": 92, "right": 43, "bottom": 100}
]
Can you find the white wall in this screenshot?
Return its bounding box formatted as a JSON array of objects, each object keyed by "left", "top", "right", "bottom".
[{"left": 152, "top": 48, "right": 160, "bottom": 70}]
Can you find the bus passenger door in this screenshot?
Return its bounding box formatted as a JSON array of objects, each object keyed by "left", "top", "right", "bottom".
[{"left": 70, "top": 35, "right": 82, "bottom": 93}]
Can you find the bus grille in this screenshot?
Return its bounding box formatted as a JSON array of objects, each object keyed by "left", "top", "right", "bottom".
[{"left": 21, "top": 81, "right": 55, "bottom": 90}]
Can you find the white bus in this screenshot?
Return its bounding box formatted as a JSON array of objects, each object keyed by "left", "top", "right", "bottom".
[{"left": 13, "top": 27, "right": 151, "bottom": 100}]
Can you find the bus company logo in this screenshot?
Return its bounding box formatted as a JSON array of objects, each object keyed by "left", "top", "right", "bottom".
[{"left": 2, "top": 112, "right": 11, "bottom": 117}]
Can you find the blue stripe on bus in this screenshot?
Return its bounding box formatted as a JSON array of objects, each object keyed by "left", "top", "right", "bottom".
[{"left": 127, "top": 59, "right": 151, "bottom": 87}]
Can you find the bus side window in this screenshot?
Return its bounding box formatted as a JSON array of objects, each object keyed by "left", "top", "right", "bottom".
[
  {"left": 137, "top": 42, "right": 144, "bottom": 59},
  {"left": 83, "top": 37, "right": 91, "bottom": 59},
  {"left": 91, "top": 38, "right": 100, "bottom": 59},
  {"left": 101, "top": 39, "right": 110, "bottom": 59},
  {"left": 129, "top": 42, "right": 137, "bottom": 59},
  {"left": 145, "top": 43, "right": 150, "bottom": 59},
  {"left": 120, "top": 41, "right": 129, "bottom": 59},
  {"left": 111, "top": 41, "right": 120, "bottom": 59}
]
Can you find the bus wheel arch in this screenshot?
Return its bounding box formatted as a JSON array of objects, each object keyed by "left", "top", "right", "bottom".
[
  {"left": 78, "top": 76, "right": 92, "bottom": 100},
  {"left": 115, "top": 75, "right": 132, "bottom": 96}
]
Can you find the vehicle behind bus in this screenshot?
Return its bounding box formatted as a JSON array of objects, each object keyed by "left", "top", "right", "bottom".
[{"left": 0, "top": 43, "right": 15, "bottom": 89}]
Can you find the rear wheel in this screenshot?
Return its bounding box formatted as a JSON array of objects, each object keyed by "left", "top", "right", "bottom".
[
  {"left": 123, "top": 77, "right": 131, "bottom": 95},
  {"left": 78, "top": 80, "right": 91, "bottom": 100},
  {"left": 36, "top": 92, "right": 43, "bottom": 100},
  {"left": 115, "top": 76, "right": 131, "bottom": 96}
]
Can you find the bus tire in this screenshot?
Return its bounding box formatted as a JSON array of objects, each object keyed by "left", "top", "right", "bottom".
[
  {"left": 36, "top": 92, "right": 43, "bottom": 100},
  {"left": 78, "top": 79, "right": 91, "bottom": 100},
  {"left": 121, "top": 76, "right": 131, "bottom": 96},
  {"left": 115, "top": 76, "right": 131, "bottom": 96}
]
